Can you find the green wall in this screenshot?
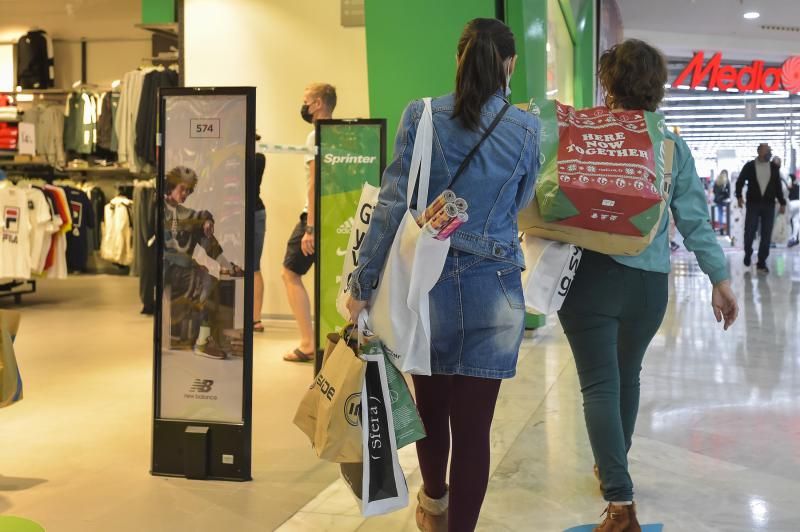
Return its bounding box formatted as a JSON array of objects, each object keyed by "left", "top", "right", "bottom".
[
  {"left": 506, "top": 0, "right": 595, "bottom": 108},
  {"left": 364, "top": 0, "right": 496, "bottom": 157},
  {"left": 142, "top": 0, "right": 176, "bottom": 24},
  {"left": 505, "top": 0, "right": 548, "bottom": 106},
  {"left": 572, "top": 0, "right": 595, "bottom": 108}
]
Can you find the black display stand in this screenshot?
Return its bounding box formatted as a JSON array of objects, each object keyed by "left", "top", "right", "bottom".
[{"left": 152, "top": 87, "right": 255, "bottom": 481}]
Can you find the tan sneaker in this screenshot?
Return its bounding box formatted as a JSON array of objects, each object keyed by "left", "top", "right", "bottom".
[
  {"left": 415, "top": 486, "right": 448, "bottom": 532},
  {"left": 194, "top": 336, "right": 227, "bottom": 359},
  {"left": 594, "top": 502, "right": 641, "bottom": 532}
]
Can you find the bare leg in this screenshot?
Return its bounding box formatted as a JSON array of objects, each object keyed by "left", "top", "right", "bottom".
[{"left": 281, "top": 266, "right": 314, "bottom": 354}]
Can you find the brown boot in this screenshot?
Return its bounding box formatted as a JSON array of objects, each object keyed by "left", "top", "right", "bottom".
[
  {"left": 415, "top": 486, "right": 448, "bottom": 532},
  {"left": 594, "top": 502, "right": 641, "bottom": 532}
]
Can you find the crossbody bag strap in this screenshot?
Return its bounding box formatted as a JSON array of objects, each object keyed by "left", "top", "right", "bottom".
[{"left": 448, "top": 102, "right": 511, "bottom": 190}]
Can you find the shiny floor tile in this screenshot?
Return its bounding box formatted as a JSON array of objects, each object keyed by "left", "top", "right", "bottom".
[{"left": 3, "top": 249, "right": 800, "bottom": 531}]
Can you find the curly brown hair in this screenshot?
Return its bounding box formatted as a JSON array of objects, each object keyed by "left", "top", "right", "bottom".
[{"left": 598, "top": 39, "right": 667, "bottom": 112}]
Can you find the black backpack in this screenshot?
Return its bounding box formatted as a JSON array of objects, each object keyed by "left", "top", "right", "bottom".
[{"left": 17, "top": 30, "right": 54, "bottom": 89}]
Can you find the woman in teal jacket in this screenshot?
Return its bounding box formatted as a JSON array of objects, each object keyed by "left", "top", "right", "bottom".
[{"left": 558, "top": 39, "right": 740, "bottom": 532}]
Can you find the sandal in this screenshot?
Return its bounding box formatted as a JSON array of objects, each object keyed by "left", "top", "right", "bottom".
[
  {"left": 253, "top": 320, "right": 265, "bottom": 333},
  {"left": 283, "top": 348, "right": 314, "bottom": 363}
]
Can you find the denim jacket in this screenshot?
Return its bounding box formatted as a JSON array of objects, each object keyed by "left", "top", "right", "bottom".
[{"left": 350, "top": 91, "right": 541, "bottom": 301}]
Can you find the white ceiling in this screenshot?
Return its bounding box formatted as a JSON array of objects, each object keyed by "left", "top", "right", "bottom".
[
  {"left": 618, "top": 0, "right": 800, "bottom": 41},
  {"left": 618, "top": 0, "right": 800, "bottom": 62},
  {"left": 0, "top": 0, "right": 146, "bottom": 42}
]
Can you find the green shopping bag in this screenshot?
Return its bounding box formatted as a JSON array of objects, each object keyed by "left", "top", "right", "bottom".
[{"left": 360, "top": 338, "right": 426, "bottom": 449}]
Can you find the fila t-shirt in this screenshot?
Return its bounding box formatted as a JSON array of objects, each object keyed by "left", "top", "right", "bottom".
[
  {"left": 25, "top": 187, "right": 55, "bottom": 273},
  {"left": 0, "top": 185, "right": 32, "bottom": 279}
]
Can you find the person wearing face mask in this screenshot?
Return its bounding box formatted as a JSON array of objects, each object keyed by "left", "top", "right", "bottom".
[
  {"left": 281, "top": 83, "right": 336, "bottom": 362},
  {"left": 345, "top": 18, "right": 539, "bottom": 532},
  {"left": 736, "top": 143, "right": 787, "bottom": 274}
]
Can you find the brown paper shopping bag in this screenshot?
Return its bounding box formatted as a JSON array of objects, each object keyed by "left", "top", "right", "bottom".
[
  {"left": 294, "top": 334, "right": 365, "bottom": 463},
  {"left": 0, "top": 310, "right": 23, "bottom": 408}
]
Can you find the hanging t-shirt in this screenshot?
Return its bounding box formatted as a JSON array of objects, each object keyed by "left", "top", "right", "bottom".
[
  {"left": 63, "top": 186, "right": 95, "bottom": 272},
  {"left": 0, "top": 185, "right": 32, "bottom": 279},
  {"left": 24, "top": 187, "right": 56, "bottom": 274},
  {"left": 42, "top": 185, "right": 71, "bottom": 278}
]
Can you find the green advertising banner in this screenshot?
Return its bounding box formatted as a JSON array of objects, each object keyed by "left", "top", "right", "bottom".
[{"left": 315, "top": 120, "right": 386, "bottom": 371}]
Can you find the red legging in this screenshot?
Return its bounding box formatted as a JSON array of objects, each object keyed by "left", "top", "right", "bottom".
[{"left": 412, "top": 374, "right": 502, "bottom": 532}]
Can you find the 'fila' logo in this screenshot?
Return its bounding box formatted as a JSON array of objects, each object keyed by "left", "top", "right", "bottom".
[{"left": 4, "top": 207, "right": 19, "bottom": 233}]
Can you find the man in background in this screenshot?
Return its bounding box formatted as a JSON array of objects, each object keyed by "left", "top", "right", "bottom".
[
  {"left": 281, "top": 83, "right": 336, "bottom": 362},
  {"left": 736, "top": 143, "right": 787, "bottom": 274}
]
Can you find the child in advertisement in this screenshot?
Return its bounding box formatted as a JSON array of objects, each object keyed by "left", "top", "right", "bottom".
[{"left": 163, "top": 166, "right": 243, "bottom": 360}]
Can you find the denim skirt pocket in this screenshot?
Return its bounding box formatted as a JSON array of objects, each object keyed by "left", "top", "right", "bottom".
[{"left": 497, "top": 266, "right": 525, "bottom": 310}]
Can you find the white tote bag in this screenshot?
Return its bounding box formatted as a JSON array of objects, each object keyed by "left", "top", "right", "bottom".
[
  {"left": 521, "top": 235, "right": 582, "bottom": 315},
  {"left": 337, "top": 183, "right": 381, "bottom": 321},
  {"left": 368, "top": 98, "right": 450, "bottom": 375},
  {"left": 772, "top": 212, "right": 790, "bottom": 246}
]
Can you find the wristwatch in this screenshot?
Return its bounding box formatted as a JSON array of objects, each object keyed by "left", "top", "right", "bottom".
[{"left": 304, "top": 225, "right": 315, "bottom": 235}]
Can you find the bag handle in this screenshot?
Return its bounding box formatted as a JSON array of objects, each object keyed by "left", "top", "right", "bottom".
[
  {"left": 448, "top": 102, "right": 511, "bottom": 190},
  {"left": 407, "top": 98, "right": 434, "bottom": 212},
  {"left": 407, "top": 99, "right": 510, "bottom": 212}
]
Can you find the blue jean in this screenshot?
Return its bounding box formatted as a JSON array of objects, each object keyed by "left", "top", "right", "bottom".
[
  {"left": 253, "top": 209, "right": 266, "bottom": 272},
  {"left": 715, "top": 203, "right": 727, "bottom": 229}
]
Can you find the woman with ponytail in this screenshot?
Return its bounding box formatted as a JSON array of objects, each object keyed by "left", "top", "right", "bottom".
[{"left": 346, "top": 18, "right": 541, "bottom": 532}]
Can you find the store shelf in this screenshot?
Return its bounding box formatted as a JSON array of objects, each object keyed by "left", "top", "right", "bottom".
[
  {"left": 0, "top": 89, "right": 71, "bottom": 95},
  {"left": 136, "top": 23, "right": 179, "bottom": 38},
  {"left": 62, "top": 166, "right": 133, "bottom": 174},
  {"left": 0, "top": 160, "right": 51, "bottom": 167}
]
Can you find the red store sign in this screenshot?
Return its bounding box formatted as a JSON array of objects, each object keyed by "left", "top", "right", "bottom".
[{"left": 673, "top": 52, "right": 800, "bottom": 93}]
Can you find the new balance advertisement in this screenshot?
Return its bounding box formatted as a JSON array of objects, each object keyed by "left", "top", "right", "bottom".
[
  {"left": 157, "top": 92, "right": 250, "bottom": 424},
  {"left": 315, "top": 119, "right": 385, "bottom": 366}
]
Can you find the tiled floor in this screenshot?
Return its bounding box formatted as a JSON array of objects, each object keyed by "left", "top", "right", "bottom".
[
  {"left": 0, "top": 275, "right": 339, "bottom": 531},
  {"left": 279, "top": 248, "right": 800, "bottom": 532},
  {"left": 2, "top": 247, "right": 800, "bottom": 531}
]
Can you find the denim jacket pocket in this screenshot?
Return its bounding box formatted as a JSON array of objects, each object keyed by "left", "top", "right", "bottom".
[{"left": 497, "top": 265, "right": 525, "bottom": 310}]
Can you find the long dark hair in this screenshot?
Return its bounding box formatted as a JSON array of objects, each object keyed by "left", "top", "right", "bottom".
[{"left": 453, "top": 18, "right": 516, "bottom": 130}]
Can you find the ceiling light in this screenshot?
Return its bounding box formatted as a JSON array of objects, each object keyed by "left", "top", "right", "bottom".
[{"left": 743, "top": 11, "right": 760, "bottom": 19}]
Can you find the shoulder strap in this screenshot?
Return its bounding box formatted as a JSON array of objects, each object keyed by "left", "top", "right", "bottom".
[
  {"left": 448, "top": 102, "right": 511, "bottom": 189},
  {"left": 662, "top": 139, "right": 675, "bottom": 200}
]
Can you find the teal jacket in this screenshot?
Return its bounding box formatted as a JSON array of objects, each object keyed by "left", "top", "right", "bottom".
[{"left": 612, "top": 131, "right": 730, "bottom": 284}]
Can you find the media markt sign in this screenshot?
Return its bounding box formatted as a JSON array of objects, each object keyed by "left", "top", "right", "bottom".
[
  {"left": 315, "top": 119, "right": 385, "bottom": 365},
  {"left": 673, "top": 52, "right": 800, "bottom": 93}
]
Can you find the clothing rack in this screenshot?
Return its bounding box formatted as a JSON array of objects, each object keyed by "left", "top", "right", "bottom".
[{"left": 0, "top": 280, "right": 36, "bottom": 304}]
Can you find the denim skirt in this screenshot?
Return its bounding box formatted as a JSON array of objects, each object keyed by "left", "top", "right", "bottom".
[{"left": 429, "top": 250, "right": 526, "bottom": 379}]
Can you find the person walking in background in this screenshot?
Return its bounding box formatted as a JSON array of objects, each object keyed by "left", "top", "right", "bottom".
[
  {"left": 253, "top": 134, "right": 267, "bottom": 333},
  {"left": 787, "top": 173, "right": 800, "bottom": 248},
  {"left": 281, "top": 83, "right": 336, "bottom": 362},
  {"left": 346, "top": 18, "right": 539, "bottom": 532},
  {"left": 712, "top": 169, "right": 730, "bottom": 235},
  {"left": 735, "top": 143, "right": 787, "bottom": 273},
  {"left": 558, "top": 39, "right": 739, "bottom": 531}
]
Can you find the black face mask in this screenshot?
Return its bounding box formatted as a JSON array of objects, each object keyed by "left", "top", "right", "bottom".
[{"left": 300, "top": 104, "right": 313, "bottom": 123}]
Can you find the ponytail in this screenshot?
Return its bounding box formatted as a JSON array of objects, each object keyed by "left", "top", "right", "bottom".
[{"left": 453, "top": 18, "right": 516, "bottom": 130}]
